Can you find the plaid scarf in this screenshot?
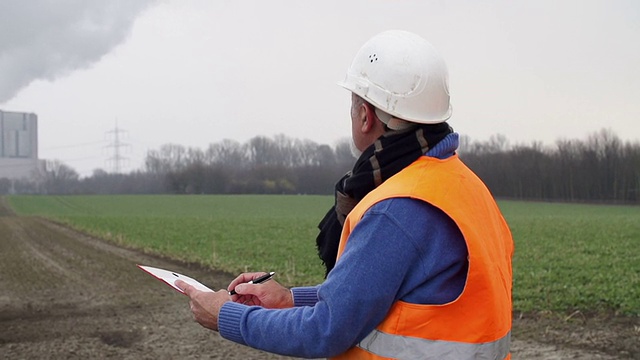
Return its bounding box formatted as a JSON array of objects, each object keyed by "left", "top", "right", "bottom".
[{"left": 316, "top": 123, "right": 453, "bottom": 276}]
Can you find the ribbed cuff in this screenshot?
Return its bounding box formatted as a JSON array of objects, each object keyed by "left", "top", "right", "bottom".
[
  {"left": 291, "top": 286, "right": 319, "bottom": 307},
  {"left": 218, "top": 302, "right": 247, "bottom": 345}
]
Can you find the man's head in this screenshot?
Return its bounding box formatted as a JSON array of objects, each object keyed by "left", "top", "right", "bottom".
[{"left": 340, "top": 30, "right": 452, "bottom": 154}]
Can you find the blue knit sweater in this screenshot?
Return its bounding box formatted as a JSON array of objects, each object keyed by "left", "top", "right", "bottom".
[{"left": 218, "top": 133, "right": 468, "bottom": 358}]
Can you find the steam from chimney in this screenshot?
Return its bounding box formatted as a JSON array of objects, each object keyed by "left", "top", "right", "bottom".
[{"left": 0, "top": 0, "right": 155, "bottom": 104}]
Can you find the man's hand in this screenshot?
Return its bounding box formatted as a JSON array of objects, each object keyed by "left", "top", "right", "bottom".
[
  {"left": 228, "top": 272, "right": 294, "bottom": 309},
  {"left": 175, "top": 280, "right": 230, "bottom": 331}
]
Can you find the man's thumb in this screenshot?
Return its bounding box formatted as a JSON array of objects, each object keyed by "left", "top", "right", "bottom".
[
  {"left": 236, "top": 283, "right": 262, "bottom": 296},
  {"left": 175, "top": 280, "right": 192, "bottom": 295},
  {"left": 234, "top": 283, "right": 248, "bottom": 294}
]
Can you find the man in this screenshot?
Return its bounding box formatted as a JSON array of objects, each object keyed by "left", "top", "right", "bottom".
[{"left": 177, "top": 30, "right": 514, "bottom": 359}]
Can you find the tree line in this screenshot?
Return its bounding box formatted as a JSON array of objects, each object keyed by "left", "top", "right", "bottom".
[
  {"left": 142, "top": 136, "right": 354, "bottom": 195},
  {"left": 3, "top": 129, "right": 639, "bottom": 204},
  {"left": 459, "top": 129, "right": 640, "bottom": 203}
]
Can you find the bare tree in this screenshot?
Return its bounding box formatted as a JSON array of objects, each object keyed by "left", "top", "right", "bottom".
[{"left": 38, "top": 160, "right": 80, "bottom": 194}]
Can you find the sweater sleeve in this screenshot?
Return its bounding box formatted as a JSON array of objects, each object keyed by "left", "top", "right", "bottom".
[
  {"left": 218, "top": 198, "right": 467, "bottom": 358},
  {"left": 291, "top": 286, "right": 319, "bottom": 307}
]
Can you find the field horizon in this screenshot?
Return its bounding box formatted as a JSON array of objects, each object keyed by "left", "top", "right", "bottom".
[{"left": 7, "top": 194, "right": 639, "bottom": 316}]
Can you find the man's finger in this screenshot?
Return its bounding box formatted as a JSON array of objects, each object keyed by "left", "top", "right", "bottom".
[
  {"left": 175, "top": 279, "right": 194, "bottom": 295},
  {"left": 236, "top": 283, "right": 264, "bottom": 296}
]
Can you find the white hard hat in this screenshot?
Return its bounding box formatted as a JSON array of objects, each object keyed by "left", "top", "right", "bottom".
[{"left": 338, "top": 30, "right": 452, "bottom": 124}]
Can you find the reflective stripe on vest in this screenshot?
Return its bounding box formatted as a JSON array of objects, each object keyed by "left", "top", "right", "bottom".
[{"left": 357, "top": 329, "right": 511, "bottom": 360}]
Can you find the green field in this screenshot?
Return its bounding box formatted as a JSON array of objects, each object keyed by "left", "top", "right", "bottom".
[{"left": 7, "top": 195, "right": 640, "bottom": 315}]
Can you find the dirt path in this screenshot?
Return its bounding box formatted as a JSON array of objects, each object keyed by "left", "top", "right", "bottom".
[
  {"left": 0, "top": 204, "right": 636, "bottom": 359},
  {"left": 0, "top": 213, "right": 292, "bottom": 359}
]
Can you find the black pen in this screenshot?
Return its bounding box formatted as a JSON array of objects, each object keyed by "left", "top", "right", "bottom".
[{"left": 228, "top": 272, "right": 275, "bottom": 295}]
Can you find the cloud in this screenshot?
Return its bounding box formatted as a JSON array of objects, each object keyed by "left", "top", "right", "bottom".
[{"left": 0, "top": 0, "right": 155, "bottom": 104}]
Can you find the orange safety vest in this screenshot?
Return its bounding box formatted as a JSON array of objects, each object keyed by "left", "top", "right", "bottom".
[{"left": 332, "top": 154, "right": 513, "bottom": 360}]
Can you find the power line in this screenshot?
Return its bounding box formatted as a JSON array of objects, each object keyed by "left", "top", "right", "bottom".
[
  {"left": 105, "top": 119, "right": 130, "bottom": 174},
  {"left": 42, "top": 140, "right": 107, "bottom": 150}
]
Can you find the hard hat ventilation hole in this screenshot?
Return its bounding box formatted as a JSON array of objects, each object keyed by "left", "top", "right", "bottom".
[{"left": 369, "top": 54, "right": 378, "bottom": 63}]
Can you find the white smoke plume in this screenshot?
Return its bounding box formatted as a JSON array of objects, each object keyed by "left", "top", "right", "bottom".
[{"left": 0, "top": 0, "right": 155, "bottom": 104}]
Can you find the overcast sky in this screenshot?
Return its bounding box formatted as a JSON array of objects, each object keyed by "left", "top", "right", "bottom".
[{"left": 1, "top": 0, "right": 638, "bottom": 177}]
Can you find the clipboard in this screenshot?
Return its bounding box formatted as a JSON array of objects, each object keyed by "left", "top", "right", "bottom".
[{"left": 137, "top": 264, "right": 214, "bottom": 294}]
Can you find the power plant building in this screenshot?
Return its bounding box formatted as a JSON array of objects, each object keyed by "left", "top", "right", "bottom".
[{"left": 0, "top": 109, "right": 45, "bottom": 181}]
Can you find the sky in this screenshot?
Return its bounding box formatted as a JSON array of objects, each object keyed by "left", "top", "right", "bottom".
[{"left": 1, "top": 0, "right": 639, "bottom": 177}]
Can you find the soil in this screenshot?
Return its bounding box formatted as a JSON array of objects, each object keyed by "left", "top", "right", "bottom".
[{"left": 0, "top": 200, "right": 638, "bottom": 359}]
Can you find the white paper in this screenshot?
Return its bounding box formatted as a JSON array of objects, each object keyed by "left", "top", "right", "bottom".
[{"left": 137, "top": 265, "right": 214, "bottom": 294}]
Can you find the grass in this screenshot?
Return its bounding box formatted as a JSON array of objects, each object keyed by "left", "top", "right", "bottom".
[
  {"left": 501, "top": 201, "right": 640, "bottom": 315},
  {"left": 7, "top": 195, "right": 640, "bottom": 315},
  {"left": 8, "top": 195, "right": 331, "bottom": 285}
]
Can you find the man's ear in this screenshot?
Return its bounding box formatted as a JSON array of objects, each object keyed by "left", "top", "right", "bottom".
[{"left": 361, "top": 102, "right": 378, "bottom": 133}]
